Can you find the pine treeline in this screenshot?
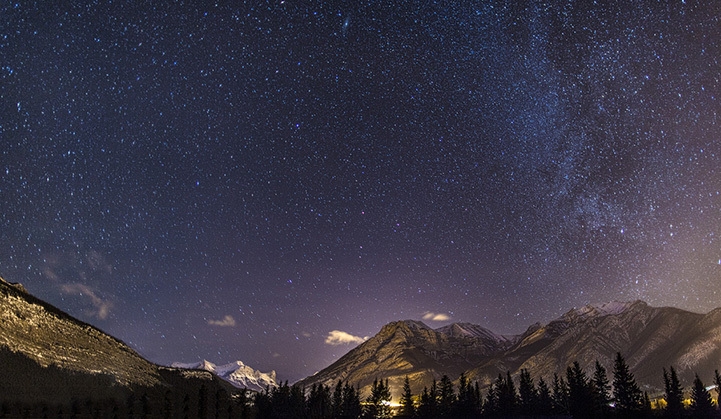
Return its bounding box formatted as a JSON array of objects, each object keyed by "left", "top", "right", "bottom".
[
  {"left": 327, "top": 352, "right": 719, "bottom": 419},
  {"left": 5, "top": 353, "right": 721, "bottom": 418},
  {"left": 253, "top": 379, "right": 362, "bottom": 419}
]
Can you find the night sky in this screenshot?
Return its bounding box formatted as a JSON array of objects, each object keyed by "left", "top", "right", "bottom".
[{"left": 2, "top": 1, "right": 720, "bottom": 382}]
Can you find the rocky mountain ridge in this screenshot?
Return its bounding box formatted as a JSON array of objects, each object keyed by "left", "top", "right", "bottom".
[
  {"left": 0, "top": 276, "right": 160, "bottom": 387},
  {"left": 0, "top": 276, "right": 240, "bottom": 408},
  {"left": 298, "top": 300, "right": 721, "bottom": 399},
  {"left": 172, "top": 359, "right": 278, "bottom": 391}
]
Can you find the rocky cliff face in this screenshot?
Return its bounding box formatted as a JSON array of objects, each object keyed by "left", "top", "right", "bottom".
[
  {"left": 464, "top": 300, "right": 719, "bottom": 390},
  {"left": 299, "top": 301, "right": 721, "bottom": 398},
  {"left": 0, "top": 276, "right": 160, "bottom": 387},
  {"left": 0, "top": 276, "right": 237, "bottom": 406}
]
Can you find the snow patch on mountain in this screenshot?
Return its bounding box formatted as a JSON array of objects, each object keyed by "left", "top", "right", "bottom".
[
  {"left": 172, "top": 359, "right": 277, "bottom": 392},
  {"left": 568, "top": 300, "right": 643, "bottom": 319},
  {"left": 436, "top": 322, "right": 516, "bottom": 344}
]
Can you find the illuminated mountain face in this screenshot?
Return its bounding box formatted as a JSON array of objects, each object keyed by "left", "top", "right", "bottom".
[
  {"left": 172, "top": 359, "right": 278, "bottom": 391},
  {"left": 299, "top": 301, "right": 721, "bottom": 399},
  {"left": 0, "top": 276, "right": 161, "bottom": 387},
  {"left": 0, "top": 277, "right": 238, "bottom": 407}
]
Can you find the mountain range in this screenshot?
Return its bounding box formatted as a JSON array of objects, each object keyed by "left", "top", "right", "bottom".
[
  {"left": 298, "top": 301, "right": 721, "bottom": 399},
  {"left": 172, "top": 359, "right": 278, "bottom": 391},
  {"left": 4, "top": 273, "right": 721, "bottom": 408}
]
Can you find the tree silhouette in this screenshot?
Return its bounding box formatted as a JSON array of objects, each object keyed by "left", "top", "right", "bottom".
[
  {"left": 341, "top": 382, "right": 362, "bottom": 419},
  {"left": 690, "top": 374, "right": 714, "bottom": 419},
  {"left": 518, "top": 368, "right": 538, "bottom": 415},
  {"left": 399, "top": 376, "right": 415, "bottom": 418},
  {"left": 592, "top": 360, "right": 611, "bottom": 417},
  {"left": 418, "top": 380, "right": 438, "bottom": 419},
  {"left": 551, "top": 373, "right": 569, "bottom": 415},
  {"left": 663, "top": 366, "right": 684, "bottom": 418},
  {"left": 333, "top": 380, "right": 344, "bottom": 418},
  {"left": 496, "top": 371, "right": 518, "bottom": 416},
  {"left": 536, "top": 377, "right": 553, "bottom": 415},
  {"left": 308, "top": 382, "right": 331, "bottom": 419},
  {"left": 456, "top": 372, "right": 479, "bottom": 418},
  {"left": 289, "top": 384, "right": 306, "bottom": 418},
  {"left": 567, "top": 361, "right": 594, "bottom": 418},
  {"left": 438, "top": 374, "right": 455, "bottom": 417},
  {"left": 366, "top": 378, "right": 391, "bottom": 418},
  {"left": 612, "top": 352, "right": 643, "bottom": 417}
]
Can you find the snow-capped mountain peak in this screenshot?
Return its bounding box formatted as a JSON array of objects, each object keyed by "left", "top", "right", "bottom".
[
  {"left": 567, "top": 300, "right": 645, "bottom": 319},
  {"left": 171, "top": 359, "right": 277, "bottom": 392},
  {"left": 436, "top": 322, "right": 516, "bottom": 344}
]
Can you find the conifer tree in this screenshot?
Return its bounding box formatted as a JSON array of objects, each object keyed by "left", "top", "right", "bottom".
[
  {"left": 612, "top": 352, "right": 643, "bottom": 417},
  {"left": 418, "top": 386, "right": 435, "bottom": 419},
  {"left": 552, "top": 373, "right": 569, "bottom": 415},
  {"left": 592, "top": 360, "right": 611, "bottom": 417},
  {"left": 438, "top": 374, "right": 455, "bottom": 416},
  {"left": 663, "top": 366, "right": 684, "bottom": 418},
  {"left": 308, "top": 382, "right": 331, "bottom": 419},
  {"left": 289, "top": 384, "right": 306, "bottom": 418},
  {"left": 253, "top": 389, "right": 270, "bottom": 419},
  {"left": 536, "top": 377, "right": 553, "bottom": 415},
  {"left": 567, "top": 361, "right": 593, "bottom": 418},
  {"left": 690, "top": 374, "right": 714, "bottom": 419},
  {"left": 456, "top": 372, "right": 478, "bottom": 418},
  {"left": 399, "top": 376, "right": 415, "bottom": 418},
  {"left": 418, "top": 380, "right": 439, "bottom": 419},
  {"left": 483, "top": 376, "right": 501, "bottom": 416},
  {"left": 341, "top": 382, "right": 362, "bottom": 419},
  {"left": 332, "top": 380, "right": 344, "bottom": 418},
  {"left": 518, "top": 368, "right": 538, "bottom": 415},
  {"left": 497, "top": 371, "right": 517, "bottom": 416},
  {"left": 367, "top": 378, "right": 391, "bottom": 418}
]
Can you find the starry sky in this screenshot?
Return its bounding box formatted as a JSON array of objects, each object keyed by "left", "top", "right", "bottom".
[{"left": 1, "top": 1, "right": 720, "bottom": 382}]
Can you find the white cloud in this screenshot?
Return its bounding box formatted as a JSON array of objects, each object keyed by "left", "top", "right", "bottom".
[
  {"left": 208, "top": 315, "right": 236, "bottom": 327},
  {"left": 422, "top": 312, "right": 451, "bottom": 321},
  {"left": 61, "top": 283, "right": 113, "bottom": 320},
  {"left": 325, "top": 330, "right": 368, "bottom": 346}
]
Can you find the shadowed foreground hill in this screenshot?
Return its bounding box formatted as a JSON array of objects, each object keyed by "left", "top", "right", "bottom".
[
  {"left": 298, "top": 301, "right": 721, "bottom": 398},
  {"left": 0, "top": 276, "right": 241, "bottom": 416}
]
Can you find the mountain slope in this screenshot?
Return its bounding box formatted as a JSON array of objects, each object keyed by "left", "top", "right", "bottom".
[
  {"left": 172, "top": 359, "right": 278, "bottom": 391},
  {"left": 465, "top": 300, "right": 718, "bottom": 390},
  {"left": 299, "top": 301, "right": 721, "bottom": 398},
  {"left": 296, "top": 319, "right": 518, "bottom": 398},
  {"left": 0, "top": 276, "right": 160, "bottom": 387},
  {"left": 0, "top": 276, "right": 239, "bottom": 411}
]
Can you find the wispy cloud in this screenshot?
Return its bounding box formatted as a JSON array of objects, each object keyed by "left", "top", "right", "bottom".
[
  {"left": 86, "top": 249, "right": 113, "bottom": 274},
  {"left": 61, "top": 283, "right": 113, "bottom": 320},
  {"left": 208, "top": 315, "right": 236, "bottom": 327},
  {"left": 423, "top": 312, "right": 451, "bottom": 322},
  {"left": 325, "top": 330, "right": 368, "bottom": 346}
]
